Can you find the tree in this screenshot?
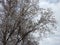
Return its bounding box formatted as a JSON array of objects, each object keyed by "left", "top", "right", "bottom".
[{"left": 0, "top": 0, "right": 56, "bottom": 45}]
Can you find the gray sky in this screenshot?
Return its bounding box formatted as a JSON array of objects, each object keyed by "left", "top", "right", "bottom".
[{"left": 39, "top": 0, "right": 60, "bottom": 45}]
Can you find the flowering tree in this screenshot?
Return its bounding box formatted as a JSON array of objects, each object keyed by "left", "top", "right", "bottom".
[{"left": 0, "top": 0, "right": 56, "bottom": 45}]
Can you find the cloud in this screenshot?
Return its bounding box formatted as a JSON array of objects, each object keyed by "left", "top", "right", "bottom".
[
  {"left": 38, "top": 0, "right": 60, "bottom": 45},
  {"left": 39, "top": 0, "right": 60, "bottom": 3}
]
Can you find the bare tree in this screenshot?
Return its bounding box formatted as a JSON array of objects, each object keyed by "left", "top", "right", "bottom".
[{"left": 0, "top": 0, "right": 57, "bottom": 45}]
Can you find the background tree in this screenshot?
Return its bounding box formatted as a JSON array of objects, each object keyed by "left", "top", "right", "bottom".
[{"left": 0, "top": 0, "right": 57, "bottom": 45}]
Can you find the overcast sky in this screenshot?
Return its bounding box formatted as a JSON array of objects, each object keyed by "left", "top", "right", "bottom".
[{"left": 39, "top": 0, "right": 60, "bottom": 45}]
